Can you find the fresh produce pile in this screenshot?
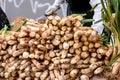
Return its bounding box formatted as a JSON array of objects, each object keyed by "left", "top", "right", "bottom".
[
  {"left": 100, "top": 0, "right": 120, "bottom": 79},
  {"left": 0, "top": 15, "right": 115, "bottom": 80}
]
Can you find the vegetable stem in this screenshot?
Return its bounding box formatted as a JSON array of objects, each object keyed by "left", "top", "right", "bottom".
[{"left": 15, "top": 19, "right": 27, "bottom": 32}]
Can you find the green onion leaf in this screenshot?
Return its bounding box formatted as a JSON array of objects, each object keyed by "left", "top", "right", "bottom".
[
  {"left": 94, "top": 19, "right": 103, "bottom": 24},
  {"left": 105, "top": 52, "right": 120, "bottom": 69},
  {"left": 72, "top": 13, "right": 87, "bottom": 17},
  {"left": 81, "top": 19, "right": 94, "bottom": 24},
  {"left": 15, "top": 19, "right": 27, "bottom": 32}
]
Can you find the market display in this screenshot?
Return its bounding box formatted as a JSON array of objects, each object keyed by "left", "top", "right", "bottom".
[{"left": 0, "top": 15, "right": 115, "bottom": 80}]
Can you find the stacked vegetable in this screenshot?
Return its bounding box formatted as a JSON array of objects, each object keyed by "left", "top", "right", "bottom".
[
  {"left": 100, "top": 0, "right": 120, "bottom": 79},
  {"left": 0, "top": 15, "right": 114, "bottom": 80}
]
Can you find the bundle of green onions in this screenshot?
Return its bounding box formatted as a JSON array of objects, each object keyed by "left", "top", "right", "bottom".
[{"left": 101, "top": 0, "right": 120, "bottom": 75}]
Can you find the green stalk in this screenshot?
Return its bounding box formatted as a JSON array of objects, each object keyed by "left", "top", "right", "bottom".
[
  {"left": 15, "top": 19, "right": 27, "bottom": 32},
  {"left": 0, "top": 25, "right": 8, "bottom": 37},
  {"left": 94, "top": 19, "right": 103, "bottom": 24},
  {"left": 81, "top": 19, "right": 94, "bottom": 24},
  {"left": 90, "top": 3, "right": 101, "bottom": 12},
  {"left": 0, "top": 28, "right": 5, "bottom": 34},
  {"left": 72, "top": 13, "right": 87, "bottom": 17},
  {"left": 101, "top": 0, "right": 120, "bottom": 69},
  {"left": 105, "top": 52, "right": 120, "bottom": 69},
  {"left": 101, "top": 0, "right": 110, "bottom": 19},
  {"left": 2, "top": 25, "right": 8, "bottom": 34}
]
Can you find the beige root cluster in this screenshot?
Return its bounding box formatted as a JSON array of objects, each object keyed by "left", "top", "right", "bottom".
[{"left": 0, "top": 15, "right": 114, "bottom": 80}]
